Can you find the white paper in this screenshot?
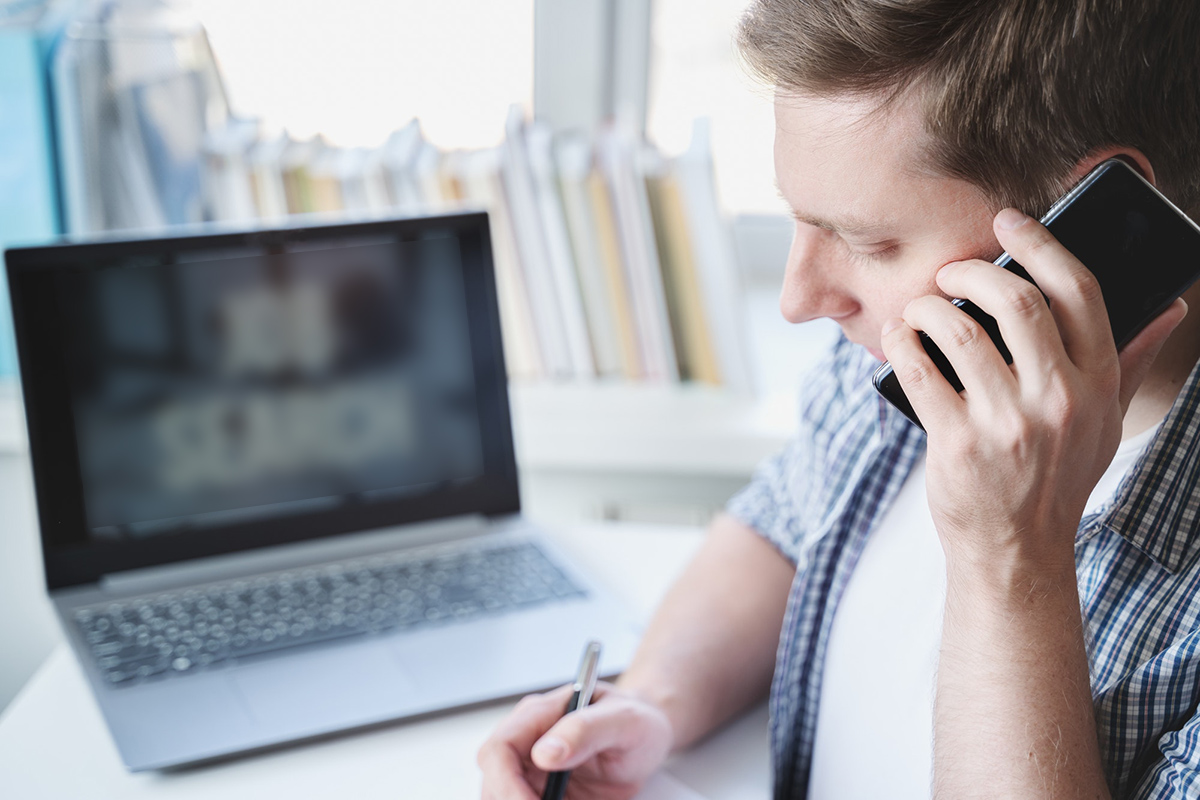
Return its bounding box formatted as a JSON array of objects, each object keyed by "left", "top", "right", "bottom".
[{"left": 633, "top": 772, "right": 708, "bottom": 800}]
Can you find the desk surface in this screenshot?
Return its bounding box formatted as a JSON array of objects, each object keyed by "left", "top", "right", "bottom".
[{"left": 0, "top": 522, "right": 770, "bottom": 799}]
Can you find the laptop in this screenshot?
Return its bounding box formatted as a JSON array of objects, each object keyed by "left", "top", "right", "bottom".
[{"left": 6, "top": 211, "right": 642, "bottom": 771}]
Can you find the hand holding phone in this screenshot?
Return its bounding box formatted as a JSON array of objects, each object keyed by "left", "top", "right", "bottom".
[{"left": 873, "top": 158, "right": 1200, "bottom": 429}]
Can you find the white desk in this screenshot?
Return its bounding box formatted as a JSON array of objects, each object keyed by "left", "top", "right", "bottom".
[{"left": 0, "top": 522, "right": 770, "bottom": 799}]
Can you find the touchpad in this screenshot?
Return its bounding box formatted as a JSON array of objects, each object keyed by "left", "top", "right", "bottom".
[{"left": 232, "top": 641, "right": 421, "bottom": 731}]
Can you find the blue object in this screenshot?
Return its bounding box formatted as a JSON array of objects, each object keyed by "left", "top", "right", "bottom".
[{"left": 0, "top": 7, "right": 61, "bottom": 379}]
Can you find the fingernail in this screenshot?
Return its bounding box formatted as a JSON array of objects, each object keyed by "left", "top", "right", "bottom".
[
  {"left": 533, "top": 736, "right": 567, "bottom": 762},
  {"left": 995, "top": 208, "right": 1030, "bottom": 230},
  {"left": 882, "top": 318, "right": 904, "bottom": 335}
]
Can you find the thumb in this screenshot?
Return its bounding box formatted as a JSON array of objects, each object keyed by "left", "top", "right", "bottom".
[
  {"left": 531, "top": 701, "right": 631, "bottom": 772},
  {"left": 530, "top": 696, "right": 672, "bottom": 778},
  {"left": 1117, "top": 298, "right": 1188, "bottom": 412}
]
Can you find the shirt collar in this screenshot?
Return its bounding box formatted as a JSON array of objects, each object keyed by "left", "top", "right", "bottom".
[{"left": 1102, "top": 356, "right": 1200, "bottom": 573}]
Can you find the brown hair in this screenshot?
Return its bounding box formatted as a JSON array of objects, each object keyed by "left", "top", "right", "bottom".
[{"left": 737, "top": 0, "right": 1200, "bottom": 217}]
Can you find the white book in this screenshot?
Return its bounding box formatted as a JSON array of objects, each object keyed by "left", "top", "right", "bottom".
[
  {"left": 555, "top": 133, "right": 625, "bottom": 377},
  {"left": 526, "top": 123, "right": 595, "bottom": 378},
  {"left": 674, "top": 118, "right": 754, "bottom": 394},
  {"left": 501, "top": 105, "right": 574, "bottom": 378},
  {"left": 412, "top": 141, "right": 448, "bottom": 210},
  {"left": 358, "top": 146, "right": 393, "bottom": 214},
  {"left": 597, "top": 124, "right": 679, "bottom": 382},
  {"left": 246, "top": 134, "right": 290, "bottom": 220},
  {"left": 202, "top": 118, "right": 259, "bottom": 223},
  {"left": 380, "top": 120, "right": 428, "bottom": 214},
  {"left": 455, "top": 148, "right": 545, "bottom": 380}
]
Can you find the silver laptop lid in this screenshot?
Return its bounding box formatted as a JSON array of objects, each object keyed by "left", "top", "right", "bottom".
[{"left": 7, "top": 212, "right": 520, "bottom": 592}]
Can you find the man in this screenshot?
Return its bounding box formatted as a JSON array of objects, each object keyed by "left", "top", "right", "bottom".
[{"left": 479, "top": 2, "right": 1200, "bottom": 797}]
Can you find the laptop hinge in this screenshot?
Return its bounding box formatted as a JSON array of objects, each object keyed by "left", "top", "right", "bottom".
[{"left": 98, "top": 514, "right": 491, "bottom": 598}]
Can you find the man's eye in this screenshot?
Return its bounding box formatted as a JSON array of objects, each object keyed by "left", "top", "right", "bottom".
[{"left": 846, "top": 242, "right": 900, "bottom": 261}]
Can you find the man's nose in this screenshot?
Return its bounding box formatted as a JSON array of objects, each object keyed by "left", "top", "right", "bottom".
[{"left": 779, "top": 225, "right": 856, "bottom": 324}]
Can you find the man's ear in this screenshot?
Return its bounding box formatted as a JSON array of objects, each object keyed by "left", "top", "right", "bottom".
[{"left": 1073, "top": 147, "right": 1156, "bottom": 186}]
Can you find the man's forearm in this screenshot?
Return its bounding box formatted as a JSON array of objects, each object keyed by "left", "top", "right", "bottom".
[
  {"left": 616, "top": 513, "right": 794, "bottom": 751},
  {"left": 934, "top": 549, "right": 1110, "bottom": 799}
]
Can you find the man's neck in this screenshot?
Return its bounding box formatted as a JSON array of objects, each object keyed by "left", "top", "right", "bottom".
[{"left": 1123, "top": 282, "right": 1200, "bottom": 440}]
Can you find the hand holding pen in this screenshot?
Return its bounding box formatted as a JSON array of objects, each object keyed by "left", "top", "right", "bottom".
[
  {"left": 540, "top": 640, "right": 602, "bottom": 800},
  {"left": 476, "top": 641, "right": 675, "bottom": 799}
]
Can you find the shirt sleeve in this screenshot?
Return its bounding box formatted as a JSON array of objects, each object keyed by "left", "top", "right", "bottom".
[{"left": 725, "top": 434, "right": 810, "bottom": 565}]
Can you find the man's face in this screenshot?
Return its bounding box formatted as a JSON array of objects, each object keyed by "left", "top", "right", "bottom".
[{"left": 774, "top": 91, "right": 1001, "bottom": 360}]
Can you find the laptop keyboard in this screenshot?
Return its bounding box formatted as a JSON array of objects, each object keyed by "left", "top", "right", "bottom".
[{"left": 74, "top": 541, "right": 586, "bottom": 686}]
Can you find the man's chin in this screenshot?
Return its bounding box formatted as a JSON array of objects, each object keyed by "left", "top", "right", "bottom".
[{"left": 854, "top": 342, "right": 886, "bottom": 362}]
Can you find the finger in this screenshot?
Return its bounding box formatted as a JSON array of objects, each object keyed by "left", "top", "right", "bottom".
[
  {"left": 880, "top": 317, "right": 966, "bottom": 433},
  {"left": 900, "top": 292, "right": 1017, "bottom": 403},
  {"left": 531, "top": 696, "right": 655, "bottom": 773},
  {"left": 490, "top": 684, "right": 577, "bottom": 750},
  {"left": 934, "top": 259, "right": 1067, "bottom": 384},
  {"left": 477, "top": 742, "right": 539, "bottom": 800},
  {"left": 477, "top": 686, "right": 577, "bottom": 798},
  {"left": 992, "top": 208, "right": 1113, "bottom": 370},
  {"left": 1116, "top": 298, "right": 1188, "bottom": 412}
]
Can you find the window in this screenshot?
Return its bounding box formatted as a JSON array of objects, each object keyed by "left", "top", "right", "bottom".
[
  {"left": 647, "top": 0, "right": 780, "bottom": 215},
  {"left": 193, "top": 0, "right": 534, "bottom": 149}
]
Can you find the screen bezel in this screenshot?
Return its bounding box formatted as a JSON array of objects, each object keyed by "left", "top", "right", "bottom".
[{"left": 7, "top": 212, "right": 520, "bottom": 590}]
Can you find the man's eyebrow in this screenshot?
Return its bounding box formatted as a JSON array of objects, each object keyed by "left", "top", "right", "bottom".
[{"left": 774, "top": 182, "right": 896, "bottom": 237}]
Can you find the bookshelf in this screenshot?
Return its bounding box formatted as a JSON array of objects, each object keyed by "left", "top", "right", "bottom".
[
  {"left": 0, "top": 0, "right": 832, "bottom": 526},
  {"left": 513, "top": 297, "right": 839, "bottom": 526}
]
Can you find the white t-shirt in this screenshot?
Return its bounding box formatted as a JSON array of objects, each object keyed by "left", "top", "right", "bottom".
[{"left": 807, "top": 424, "right": 1160, "bottom": 799}]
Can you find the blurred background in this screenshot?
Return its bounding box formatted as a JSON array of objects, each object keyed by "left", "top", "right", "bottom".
[{"left": 0, "top": 0, "right": 836, "bottom": 714}]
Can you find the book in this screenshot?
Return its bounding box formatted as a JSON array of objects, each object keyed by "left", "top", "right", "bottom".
[
  {"left": 555, "top": 133, "right": 625, "bottom": 377},
  {"left": 526, "top": 123, "right": 595, "bottom": 378},
  {"left": 246, "top": 134, "right": 290, "bottom": 219},
  {"left": 203, "top": 118, "right": 260, "bottom": 222},
  {"left": 586, "top": 167, "right": 643, "bottom": 379},
  {"left": 643, "top": 155, "right": 721, "bottom": 385},
  {"left": 380, "top": 120, "right": 427, "bottom": 213},
  {"left": 596, "top": 123, "right": 679, "bottom": 382},
  {"left": 674, "top": 118, "right": 753, "bottom": 394},
  {"left": 454, "top": 148, "right": 545, "bottom": 380},
  {"left": 501, "top": 105, "right": 575, "bottom": 378}
]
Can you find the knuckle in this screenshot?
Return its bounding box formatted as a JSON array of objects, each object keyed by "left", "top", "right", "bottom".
[
  {"left": 1065, "top": 269, "right": 1104, "bottom": 305},
  {"left": 1002, "top": 282, "right": 1045, "bottom": 318},
  {"left": 899, "top": 358, "right": 935, "bottom": 387},
  {"left": 1042, "top": 378, "right": 1079, "bottom": 424},
  {"left": 1000, "top": 414, "right": 1034, "bottom": 450},
  {"left": 1024, "top": 226, "right": 1058, "bottom": 255},
  {"left": 944, "top": 317, "right": 982, "bottom": 351}
]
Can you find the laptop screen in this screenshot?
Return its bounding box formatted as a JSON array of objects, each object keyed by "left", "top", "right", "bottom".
[{"left": 8, "top": 213, "right": 520, "bottom": 589}]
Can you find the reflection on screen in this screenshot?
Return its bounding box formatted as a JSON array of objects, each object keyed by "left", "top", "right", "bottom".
[{"left": 56, "top": 233, "right": 485, "bottom": 541}]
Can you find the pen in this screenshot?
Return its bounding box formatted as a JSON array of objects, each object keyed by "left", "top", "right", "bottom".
[{"left": 541, "top": 640, "right": 602, "bottom": 800}]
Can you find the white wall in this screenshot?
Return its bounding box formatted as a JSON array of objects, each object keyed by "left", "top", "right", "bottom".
[{"left": 0, "top": 448, "right": 60, "bottom": 715}]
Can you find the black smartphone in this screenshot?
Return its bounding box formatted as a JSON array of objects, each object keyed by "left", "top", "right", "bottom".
[{"left": 872, "top": 158, "right": 1200, "bottom": 430}]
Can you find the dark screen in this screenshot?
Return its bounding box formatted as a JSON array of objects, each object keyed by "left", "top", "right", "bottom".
[{"left": 56, "top": 234, "right": 484, "bottom": 541}]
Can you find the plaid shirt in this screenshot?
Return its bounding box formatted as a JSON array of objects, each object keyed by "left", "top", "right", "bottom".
[{"left": 727, "top": 334, "right": 1200, "bottom": 798}]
